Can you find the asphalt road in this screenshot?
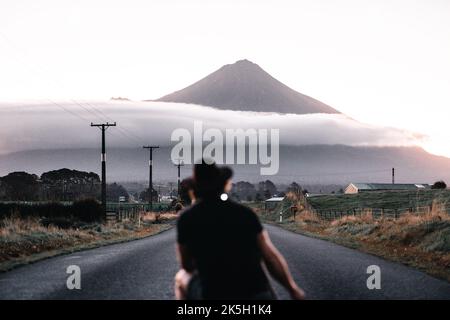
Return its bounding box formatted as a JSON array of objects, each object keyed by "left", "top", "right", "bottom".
[{"left": 1, "top": 224, "right": 450, "bottom": 299}]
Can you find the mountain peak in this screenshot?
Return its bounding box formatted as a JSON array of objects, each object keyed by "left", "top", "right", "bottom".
[
  {"left": 230, "top": 59, "right": 257, "bottom": 66},
  {"left": 221, "top": 59, "right": 265, "bottom": 72},
  {"left": 234, "top": 58, "right": 253, "bottom": 64},
  {"left": 155, "top": 60, "right": 340, "bottom": 114}
]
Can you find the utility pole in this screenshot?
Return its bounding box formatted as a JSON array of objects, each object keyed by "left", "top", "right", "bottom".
[
  {"left": 143, "top": 145, "right": 159, "bottom": 211},
  {"left": 392, "top": 167, "right": 395, "bottom": 184},
  {"left": 174, "top": 159, "right": 184, "bottom": 198},
  {"left": 91, "top": 122, "right": 116, "bottom": 217},
  {"left": 168, "top": 182, "right": 174, "bottom": 198}
]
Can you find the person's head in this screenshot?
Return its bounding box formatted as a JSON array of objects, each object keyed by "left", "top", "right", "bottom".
[{"left": 193, "top": 159, "right": 233, "bottom": 200}]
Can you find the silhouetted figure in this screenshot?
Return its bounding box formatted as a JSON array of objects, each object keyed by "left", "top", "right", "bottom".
[{"left": 174, "top": 160, "right": 304, "bottom": 300}]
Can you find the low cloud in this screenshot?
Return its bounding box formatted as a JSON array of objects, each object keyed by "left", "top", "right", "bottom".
[{"left": 0, "top": 100, "right": 423, "bottom": 154}]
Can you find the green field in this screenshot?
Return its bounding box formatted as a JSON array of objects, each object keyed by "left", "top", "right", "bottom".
[{"left": 307, "top": 189, "right": 450, "bottom": 211}]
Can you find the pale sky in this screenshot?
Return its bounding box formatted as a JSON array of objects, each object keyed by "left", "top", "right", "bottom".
[{"left": 0, "top": 0, "right": 449, "bottom": 157}]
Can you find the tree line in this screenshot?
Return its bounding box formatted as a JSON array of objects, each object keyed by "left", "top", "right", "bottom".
[{"left": 0, "top": 169, "right": 128, "bottom": 202}]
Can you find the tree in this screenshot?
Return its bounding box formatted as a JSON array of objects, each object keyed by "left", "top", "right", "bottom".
[
  {"left": 257, "top": 180, "right": 277, "bottom": 199},
  {"left": 40, "top": 168, "right": 100, "bottom": 201},
  {"left": 234, "top": 181, "right": 257, "bottom": 201},
  {"left": 0, "top": 171, "right": 39, "bottom": 201},
  {"left": 41, "top": 168, "right": 99, "bottom": 182},
  {"left": 106, "top": 183, "right": 129, "bottom": 202},
  {"left": 286, "top": 182, "right": 302, "bottom": 194},
  {"left": 140, "top": 188, "right": 158, "bottom": 203},
  {"left": 431, "top": 180, "right": 447, "bottom": 189}
]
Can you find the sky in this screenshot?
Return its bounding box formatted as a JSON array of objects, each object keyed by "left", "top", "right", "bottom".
[{"left": 0, "top": 0, "right": 449, "bottom": 157}]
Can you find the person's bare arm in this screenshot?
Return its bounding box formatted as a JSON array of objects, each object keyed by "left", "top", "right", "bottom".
[
  {"left": 257, "top": 230, "right": 305, "bottom": 300},
  {"left": 176, "top": 243, "right": 196, "bottom": 272}
]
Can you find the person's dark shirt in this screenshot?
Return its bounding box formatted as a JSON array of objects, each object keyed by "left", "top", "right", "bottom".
[{"left": 177, "top": 198, "right": 269, "bottom": 299}]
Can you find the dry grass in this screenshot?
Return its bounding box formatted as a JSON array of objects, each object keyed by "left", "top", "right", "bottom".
[
  {"left": 397, "top": 201, "right": 448, "bottom": 224},
  {"left": 330, "top": 211, "right": 375, "bottom": 226},
  {"left": 141, "top": 212, "right": 179, "bottom": 223},
  {"left": 298, "top": 210, "right": 321, "bottom": 223},
  {"left": 277, "top": 203, "right": 450, "bottom": 282},
  {"left": 0, "top": 213, "right": 178, "bottom": 270}
]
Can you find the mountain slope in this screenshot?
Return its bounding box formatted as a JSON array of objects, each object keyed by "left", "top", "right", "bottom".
[{"left": 155, "top": 59, "right": 339, "bottom": 114}]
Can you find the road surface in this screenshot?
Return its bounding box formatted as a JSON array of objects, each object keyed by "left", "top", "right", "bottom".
[{"left": 1, "top": 224, "right": 449, "bottom": 299}]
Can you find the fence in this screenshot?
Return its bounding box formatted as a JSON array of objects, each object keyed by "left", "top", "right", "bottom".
[
  {"left": 307, "top": 205, "right": 450, "bottom": 221},
  {"left": 0, "top": 200, "right": 73, "bottom": 206},
  {"left": 105, "top": 202, "right": 171, "bottom": 222}
]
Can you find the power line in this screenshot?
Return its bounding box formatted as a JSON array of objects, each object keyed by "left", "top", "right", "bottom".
[
  {"left": 46, "top": 98, "right": 90, "bottom": 123},
  {"left": 78, "top": 100, "right": 145, "bottom": 145},
  {"left": 70, "top": 99, "right": 106, "bottom": 121}
]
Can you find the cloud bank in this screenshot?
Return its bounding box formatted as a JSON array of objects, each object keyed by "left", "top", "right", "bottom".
[{"left": 0, "top": 100, "right": 423, "bottom": 154}]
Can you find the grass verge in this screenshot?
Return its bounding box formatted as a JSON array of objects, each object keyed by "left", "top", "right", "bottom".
[
  {"left": 257, "top": 202, "right": 450, "bottom": 282},
  {"left": 0, "top": 212, "right": 177, "bottom": 272}
]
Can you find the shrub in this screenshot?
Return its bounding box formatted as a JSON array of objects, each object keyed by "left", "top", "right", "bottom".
[
  {"left": 70, "top": 199, "right": 103, "bottom": 222},
  {"left": 0, "top": 199, "right": 103, "bottom": 223},
  {"left": 431, "top": 181, "right": 447, "bottom": 189}
]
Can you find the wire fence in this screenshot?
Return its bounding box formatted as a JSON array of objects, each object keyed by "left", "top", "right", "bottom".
[
  {"left": 105, "top": 202, "right": 171, "bottom": 222},
  {"left": 306, "top": 204, "right": 450, "bottom": 221}
]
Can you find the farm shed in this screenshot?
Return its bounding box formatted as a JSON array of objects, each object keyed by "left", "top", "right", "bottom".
[
  {"left": 345, "top": 183, "right": 430, "bottom": 194},
  {"left": 264, "top": 197, "right": 285, "bottom": 210}
]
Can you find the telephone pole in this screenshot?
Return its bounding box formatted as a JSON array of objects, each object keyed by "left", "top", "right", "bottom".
[
  {"left": 143, "top": 145, "right": 159, "bottom": 211},
  {"left": 168, "top": 182, "right": 174, "bottom": 198},
  {"left": 91, "top": 122, "right": 116, "bottom": 216},
  {"left": 174, "top": 159, "right": 184, "bottom": 198}
]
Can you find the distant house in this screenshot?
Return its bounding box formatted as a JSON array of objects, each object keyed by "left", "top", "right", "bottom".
[
  {"left": 264, "top": 196, "right": 285, "bottom": 210},
  {"left": 305, "top": 193, "right": 330, "bottom": 198},
  {"left": 345, "top": 183, "right": 430, "bottom": 194}
]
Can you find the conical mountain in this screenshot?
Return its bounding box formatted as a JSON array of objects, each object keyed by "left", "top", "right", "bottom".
[{"left": 156, "top": 59, "right": 339, "bottom": 114}]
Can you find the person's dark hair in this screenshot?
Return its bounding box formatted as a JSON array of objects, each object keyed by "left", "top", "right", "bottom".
[{"left": 194, "top": 159, "right": 233, "bottom": 199}]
